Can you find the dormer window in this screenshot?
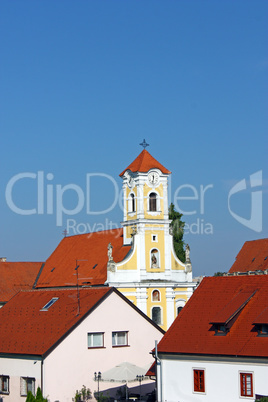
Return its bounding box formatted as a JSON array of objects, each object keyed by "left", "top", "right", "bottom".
[
  {"left": 214, "top": 324, "right": 228, "bottom": 336},
  {"left": 210, "top": 289, "right": 257, "bottom": 336},
  {"left": 149, "top": 192, "right": 157, "bottom": 212},
  {"left": 255, "top": 323, "right": 268, "bottom": 336}
]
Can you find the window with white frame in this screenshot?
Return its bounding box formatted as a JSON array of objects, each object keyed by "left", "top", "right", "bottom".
[
  {"left": 87, "top": 332, "right": 104, "bottom": 348},
  {"left": 20, "top": 377, "right": 35, "bottom": 396},
  {"left": 112, "top": 331, "right": 128, "bottom": 347},
  {"left": 240, "top": 372, "right": 253, "bottom": 397},
  {"left": 152, "top": 234, "right": 158, "bottom": 242},
  {"left": 128, "top": 193, "right": 136, "bottom": 213},
  {"left": 149, "top": 192, "right": 157, "bottom": 212},
  {"left": 0, "top": 375, "right": 9, "bottom": 394},
  {"left": 193, "top": 369, "right": 205, "bottom": 393},
  {"left": 152, "top": 306, "right": 162, "bottom": 325}
]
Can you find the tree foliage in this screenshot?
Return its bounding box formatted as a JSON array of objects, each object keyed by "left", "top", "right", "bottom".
[
  {"left": 26, "top": 387, "right": 48, "bottom": 402},
  {"left": 73, "top": 385, "right": 92, "bottom": 401},
  {"left": 213, "top": 272, "right": 226, "bottom": 276},
  {"left": 169, "top": 203, "right": 185, "bottom": 263}
]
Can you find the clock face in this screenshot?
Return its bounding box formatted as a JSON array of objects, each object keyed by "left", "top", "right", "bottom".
[{"left": 148, "top": 172, "right": 159, "bottom": 185}]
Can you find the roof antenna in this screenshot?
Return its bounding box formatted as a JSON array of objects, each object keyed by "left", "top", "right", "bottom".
[
  {"left": 74, "top": 259, "right": 88, "bottom": 315},
  {"left": 75, "top": 263, "right": 80, "bottom": 316},
  {"left": 140, "top": 139, "right": 149, "bottom": 149}
]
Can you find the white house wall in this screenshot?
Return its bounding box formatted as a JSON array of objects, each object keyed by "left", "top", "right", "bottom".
[
  {"left": 158, "top": 356, "right": 268, "bottom": 402},
  {"left": 0, "top": 356, "right": 42, "bottom": 402}
]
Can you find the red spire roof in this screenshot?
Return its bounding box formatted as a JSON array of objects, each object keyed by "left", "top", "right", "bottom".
[
  {"left": 229, "top": 238, "right": 268, "bottom": 273},
  {"left": 119, "top": 149, "right": 171, "bottom": 176}
]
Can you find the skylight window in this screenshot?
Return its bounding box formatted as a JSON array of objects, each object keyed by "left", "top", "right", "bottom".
[{"left": 40, "top": 297, "right": 58, "bottom": 311}]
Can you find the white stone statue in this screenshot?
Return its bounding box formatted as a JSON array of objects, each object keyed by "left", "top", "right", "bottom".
[
  {"left": 185, "top": 244, "right": 190, "bottom": 262},
  {"left": 108, "top": 243, "right": 113, "bottom": 261}
]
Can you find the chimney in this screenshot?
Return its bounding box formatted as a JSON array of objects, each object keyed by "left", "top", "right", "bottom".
[{"left": 0, "top": 257, "right": 7, "bottom": 262}]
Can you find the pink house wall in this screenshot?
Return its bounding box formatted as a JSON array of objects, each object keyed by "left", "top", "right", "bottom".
[{"left": 43, "top": 291, "right": 163, "bottom": 401}]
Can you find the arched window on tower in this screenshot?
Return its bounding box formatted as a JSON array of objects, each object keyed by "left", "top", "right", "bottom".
[
  {"left": 128, "top": 193, "right": 135, "bottom": 213},
  {"left": 152, "top": 307, "right": 162, "bottom": 325},
  {"left": 152, "top": 290, "right": 160, "bottom": 301},
  {"left": 177, "top": 306, "right": 183, "bottom": 315},
  {"left": 149, "top": 192, "right": 157, "bottom": 212},
  {"left": 131, "top": 193, "right": 135, "bottom": 212}
]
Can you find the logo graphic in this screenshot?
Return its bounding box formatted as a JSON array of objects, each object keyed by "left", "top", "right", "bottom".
[{"left": 228, "top": 171, "right": 262, "bottom": 232}]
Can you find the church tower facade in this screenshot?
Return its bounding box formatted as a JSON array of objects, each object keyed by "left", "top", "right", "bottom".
[{"left": 107, "top": 148, "right": 196, "bottom": 330}]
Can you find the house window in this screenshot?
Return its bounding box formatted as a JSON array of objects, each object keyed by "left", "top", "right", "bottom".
[
  {"left": 152, "top": 307, "right": 162, "bottom": 325},
  {"left": 128, "top": 193, "right": 135, "bottom": 213},
  {"left": 152, "top": 290, "right": 160, "bottom": 302},
  {"left": 149, "top": 192, "right": 157, "bottom": 212},
  {"left": 0, "top": 375, "right": 9, "bottom": 394},
  {"left": 20, "top": 377, "right": 35, "bottom": 396},
  {"left": 112, "top": 331, "right": 128, "bottom": 347},
  {"left": 152, "top": 234, "right": 158, "bottom": 242},
  {"left": 240, "top": 373, "right": 253, "bottom": 397},
  {"left": 193, "top": 369, "right": 205, "bottom": 393},
  {"left": 151, "top": 249, "right": 160, "bottom": 268},
  {"left": 88, "top": 332, "right": 104, "bottom": 348}
]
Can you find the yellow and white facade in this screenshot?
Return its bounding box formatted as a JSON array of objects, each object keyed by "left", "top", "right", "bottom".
[{"left": 107, "top": 150, "right": 196, "bottom": 330}]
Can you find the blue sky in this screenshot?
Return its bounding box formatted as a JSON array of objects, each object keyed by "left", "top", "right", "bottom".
[{"left": 0, "top": 0, "right": 267, "bottom": 276}]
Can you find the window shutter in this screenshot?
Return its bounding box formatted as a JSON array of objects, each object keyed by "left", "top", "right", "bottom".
[{"left": 20, "top": 377, "right": 26, "bottom": 396}]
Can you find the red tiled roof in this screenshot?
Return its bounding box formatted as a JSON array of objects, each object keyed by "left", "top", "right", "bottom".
[
  {"left": 146, "top": 361, "right": 156, "bottom": 377},
  {"left": 229, "top": 239, "right": 268, "bottom": 273},
  {"left": 253, "top": 307, "right": 268, "bottom": 325},
  {"left": 210, "top": 289, "right": 256, "bottom": 324},
  {"left": 157, "top": 276, "right": 268, "bottom": 358},
  {"left": 36, "top": 229, "right": 131, "bottom": 288},
  {"left": 0, "top": 262, "right": 42, "bottom": 303},
  {"left": 119, "top": 150, "right": 171, "bottom": 176},
  {"left": 0, "top": 287, "right": 112, "bottom": 356}
]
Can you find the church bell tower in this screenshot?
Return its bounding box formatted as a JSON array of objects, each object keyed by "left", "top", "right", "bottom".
[{"left": 107, "top": 143, "right": 195, "bottom": 329}]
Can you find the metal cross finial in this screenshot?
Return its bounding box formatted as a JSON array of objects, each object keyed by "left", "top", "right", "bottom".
[
  {"left": 63, "top": 229, "right": 68, "bottom": 237},
  {"left": 140, "top": 139, "right": 149, "bottom": 149}
]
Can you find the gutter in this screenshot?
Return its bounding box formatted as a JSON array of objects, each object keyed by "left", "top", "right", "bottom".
[
  {"left": 41, "top": 358, "right": 44, "bottom": 396},
  {"left": 154, "top": 340, "right": 162, "bottom": 402}
]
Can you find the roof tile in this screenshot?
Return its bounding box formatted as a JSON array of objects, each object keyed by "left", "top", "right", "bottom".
[
  {"left": 157, "top": 276, "right": 268, "bottom": 358},
  {"left": 229, "top": 239, "right": 268, "bottom": 273}
]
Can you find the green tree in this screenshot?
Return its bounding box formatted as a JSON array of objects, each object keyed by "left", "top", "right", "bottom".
[
  {"left": 73, "top": 385, "right": 92, "bottom": 401},
  {"left": 169, "top": 203, "right": 186, "bottom": 262},
  {"left": 26, "top": 391, "right": 35, "bottom": 402},
  {"left": 26, "top": 387, "right": 48, "bottom": 402},
  {"left": 213, "top": 272, "right": 226, "bottom": 276}
]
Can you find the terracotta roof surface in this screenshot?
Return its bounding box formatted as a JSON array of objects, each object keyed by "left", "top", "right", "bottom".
[
  {"left": 36, "top": 229, "right": 131, "bottom": 288},
  {"left": 157, "top": 276, "right": 268, "bottom": 358},
  {"left": 229, "top": 239, "right": 268, "bottom": 273},
  {"left": 0, "top": 262, "right": 42, "bottom": 303},
  {"left": 119, "top": 150, "right": 171, "bottom": 176},
  {"left": 0, "top": 287, "right": 111, "bottom": 356}
]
